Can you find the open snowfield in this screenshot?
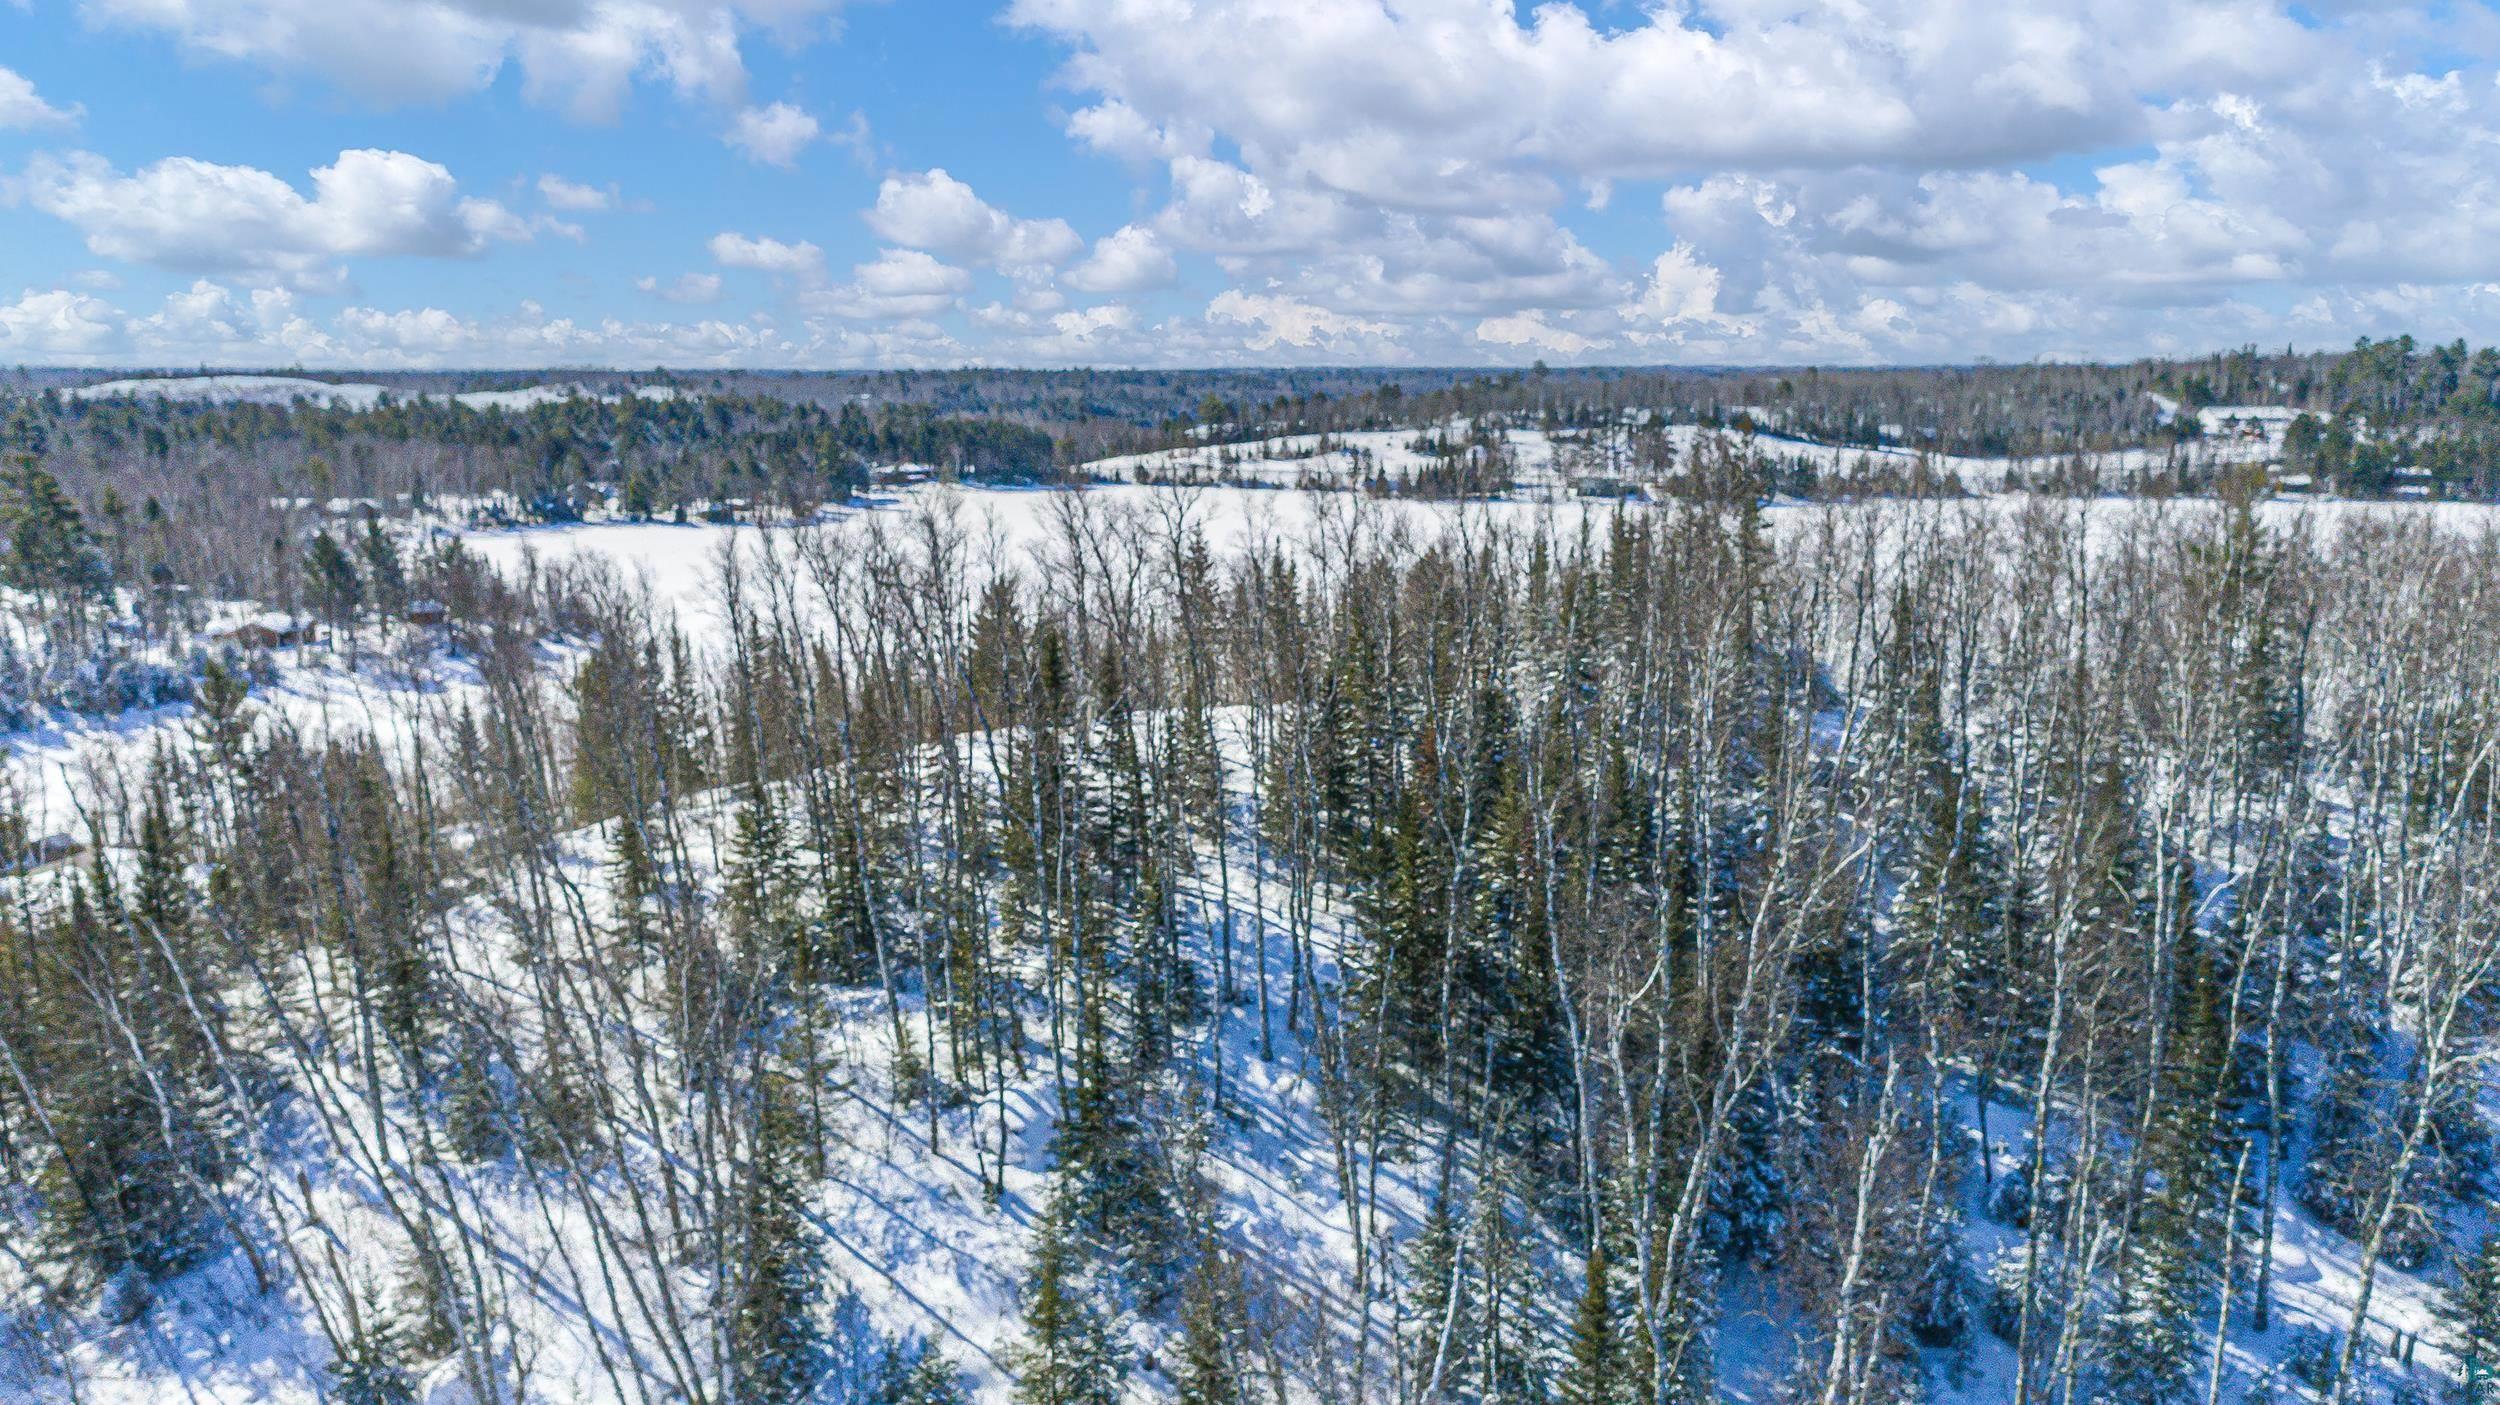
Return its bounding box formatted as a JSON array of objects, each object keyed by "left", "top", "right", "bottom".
[
  {"left": 456, "top": 481, "right": 2500, "bottom": 616},
  {"left": 461, "top": 483, "right": 1651, "bottom": 608},
  {"left": 1091, "top": 421, "right": 2280, "bottom": 498},
  {"left": 61, "top": 376, "right": 679, "bottom": 413}
]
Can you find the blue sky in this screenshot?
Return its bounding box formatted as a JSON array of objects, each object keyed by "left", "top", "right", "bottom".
[{"left": 4, "top": 0, "right": 2500, "bottom": 369}]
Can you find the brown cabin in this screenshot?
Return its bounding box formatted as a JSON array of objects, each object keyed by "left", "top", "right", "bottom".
[{"left": 212, "top": 612, "right": 320, "bottom": 649}]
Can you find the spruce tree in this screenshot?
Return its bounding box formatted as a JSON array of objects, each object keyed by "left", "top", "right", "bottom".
[
  {"left": 1405, "top": 1181, "right": 1475, "bottom": 1402},
  {"left": 331, "top": 1281, "right": 423, "bottom": 1405},
  {"left": 1560, "top": 1236, "right": 1620, "bottom": 1405},
  {"left": 35, "top": 814, "right": 238, "bottom": 1292},
  {"left": 730, "top": 1064, "right": 827, "bottom": 1405},
  {"left": 2300, "top": 1015, "right": 2391, "bottom": 1243},
  {"left": 2, "top": 456, "right": 106, "bottom": 600},
  {"left": 1051, "top": 1026, "right": 1180, "bottom": 1284},
  {"left": 1012, "top": 1212, "right": 1124, "bottom": 1405},
  {"left": 2103, "top": 937, "right": 2234, "bottom": 1404},
  {"left": 2455, "top": 1227, "right": 2500, "bottom": 1405},
  {"left": 357, "top": 518, "right": 407, "bottom": 613},
  {"left": 612, "top": 816, "right": 657, "bottom": 951},
  {"left": 1175, "top": 1240, "right": 1245, "bottom": 1405},
  {"left": 870, "top": 1340, "right": 967, "bottom": 1405},
  {"left": 306, "top": 531, "right": 364, "bottom": 634},
  {"left": 1466, "top": 1168, "right": 1546, "bottom": 1405},
  {"left": 726, "top": 782, "right": 804, "bottom": 984}
]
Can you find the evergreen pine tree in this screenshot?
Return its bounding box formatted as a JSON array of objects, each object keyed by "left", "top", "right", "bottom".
[
  {"left": 2, "top": 455, "right": 106, "bottom": 600},
  {"left": 357, "top": 518, "right": 407, "bottom": 614},
  {"left": 1012, "top": 1211, "right": 1124, "bottom": 1405},
  {"left": 729, "top": 1063, "right": 827, "bottom": 1405},
  {"left": 612, "top": 816, "right": 657, "bottom": 950},
  {"left": 1905, "top": 1209, "right": 1975, "bottom": 1352},
  {"left": 1051, "top": 1025, "right": 1181, "bottom": 1285},
  {"left": 726, "top": 782, "right": 804, "bottom": 984},
  {"left": 1404, "top": 1177, "right": 1477, "bottom": 1403},
  {"left": 1560, "top": 1235, "right": 1620, "bottom": 1405},
  {"left": 1175, "top": 1239, "right": 1246, "bottom": 1405},
  {"left": 2300, "top": 1014, "right": 2392, "bottom": 1243},
  {"left": 2103, "top": 936, "right": 2234, "bottom": 1404},
  {"left": 33, "top": 873, "right": 227, "bottom": 1287},
  {"left": 1466, "top": 1166, "right": 1547, "bottom": 1405},
  {"left": 330, "top": 1281, "right": 423, "bottom": 1405},
  {"left": 2454, "top": 1226, "right": 2500, "bottom": 1405},
  {"left": 306, "top": 532, "right": 365, "bottom": 634},
  {"left": 870, "top": 1339, "right": 968, "bottom": 1405}
]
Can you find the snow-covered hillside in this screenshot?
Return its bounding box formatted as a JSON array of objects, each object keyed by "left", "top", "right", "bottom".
[
  {"left": 1087, "top": 421, "right": 2276, "bottom": 500},
  {"left": 61, "top": 376, "right": 679, "bottom": 413},
  {"left": 15, "top": 483, "right": 2495, "bottom": 875},
  {"left": 63, "top": 374, "right": 398, "bottom": 409},
  {"left": 8, "top": 486, "right": 2500, "bottom": 1405}
]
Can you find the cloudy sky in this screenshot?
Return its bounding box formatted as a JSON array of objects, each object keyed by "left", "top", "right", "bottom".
[{"left": 2, "top": 0, "right": 2498, "bottom": 369}]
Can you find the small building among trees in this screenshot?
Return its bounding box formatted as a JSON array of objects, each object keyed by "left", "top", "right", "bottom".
[{"left": 210, "top": 610, "right": 320, "bottom": 649}]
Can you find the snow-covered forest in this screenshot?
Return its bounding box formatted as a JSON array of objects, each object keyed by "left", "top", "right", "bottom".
[{"left": 9, "top": 351, "right": 2500, "bottom": 1405}]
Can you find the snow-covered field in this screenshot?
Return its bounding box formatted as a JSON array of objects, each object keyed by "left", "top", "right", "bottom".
[
  {"left": 459, "top": 480, "right": 2500, "bottom": 607},
  {"left": 1088, "top": 426, "right": 1573, "bottom": 492},
  {"left": 61, "top": 375, "right": 679, "bottom": 413},
  {"left": 460, "top": 483, "right": 1646, "bottom": 604},
  {"left": 1091, "top": 420, "right": 2277, "bottom": 498}
]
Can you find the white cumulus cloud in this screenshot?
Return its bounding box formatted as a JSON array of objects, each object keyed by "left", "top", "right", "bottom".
[
  {"left": 1206, "top": 289, "right": 1397, "bottom": 352},
  {"left": 802, "top": 248, "right": 974, "bottom": 319},
  {"left": 0, "top": 288, "right": 122, "bottom": 355},
  {"left": 24, "top": 148, "right": 535, "bottom": 289},
  {"left": 1475, "top": 311, "right": 1606, "bottom": 358},
  {"left": 708, "top": 232, "right": 826, "bottom": 279},
  {"left": 638, "top": 272, "right": 725, "bottom": 304},
  {"left": 1065, "top": 224, "right": 1177, "bottom": 294},
  {"left": 726, "top": 102, "right": 821, "bottom": 167},
  {"left": 80, "top": 0, "right": 855, "bottom": 122},
  {"left": 866, "top": 169, "right": 1082, "bottom": 272},
  {"left": 0, "top": 67, "right": 79, "bottom": 129},
  {"left": 537, "top": 174, "right": 618, "bottom": 212}
]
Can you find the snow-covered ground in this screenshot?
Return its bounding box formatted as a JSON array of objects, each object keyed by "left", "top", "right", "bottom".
[
  {"left": 2, "top": 701, "right": 1436, "bottom": 1405},
  {"left": 21, "top": 483, "right": 2497, "bottom": 846},
  {"left": 8, "top": 482, "right": 2500, "bottom": 1404},
  {"left": 1087, "top": 425, "right": 1573, "bottom": 493},
  {"left": 460, "top": 480, "right": 2500, "bottom": 601},
  {"left": 62, "top": 374, "right": 397, "bottom": 409},
  {"left": 60, "top": 375, "right": 678, "bottom": 413},
  {"left": 1091, "top": 421, "right": 2276, "bottom": 499},
  {"left": 1, "top": 633, "right": 536, "bottom": 846},
  {"left": 460, "top": 482, "right": 1649, "bottom": 606}
]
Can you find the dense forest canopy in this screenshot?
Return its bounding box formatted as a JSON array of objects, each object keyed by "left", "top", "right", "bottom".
[
  {"left": 0, "top": 339, "right": 2487, "bottom": 546},
  {"left": 21, "top": 333, "right": 2500, "bottom": 458}
]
